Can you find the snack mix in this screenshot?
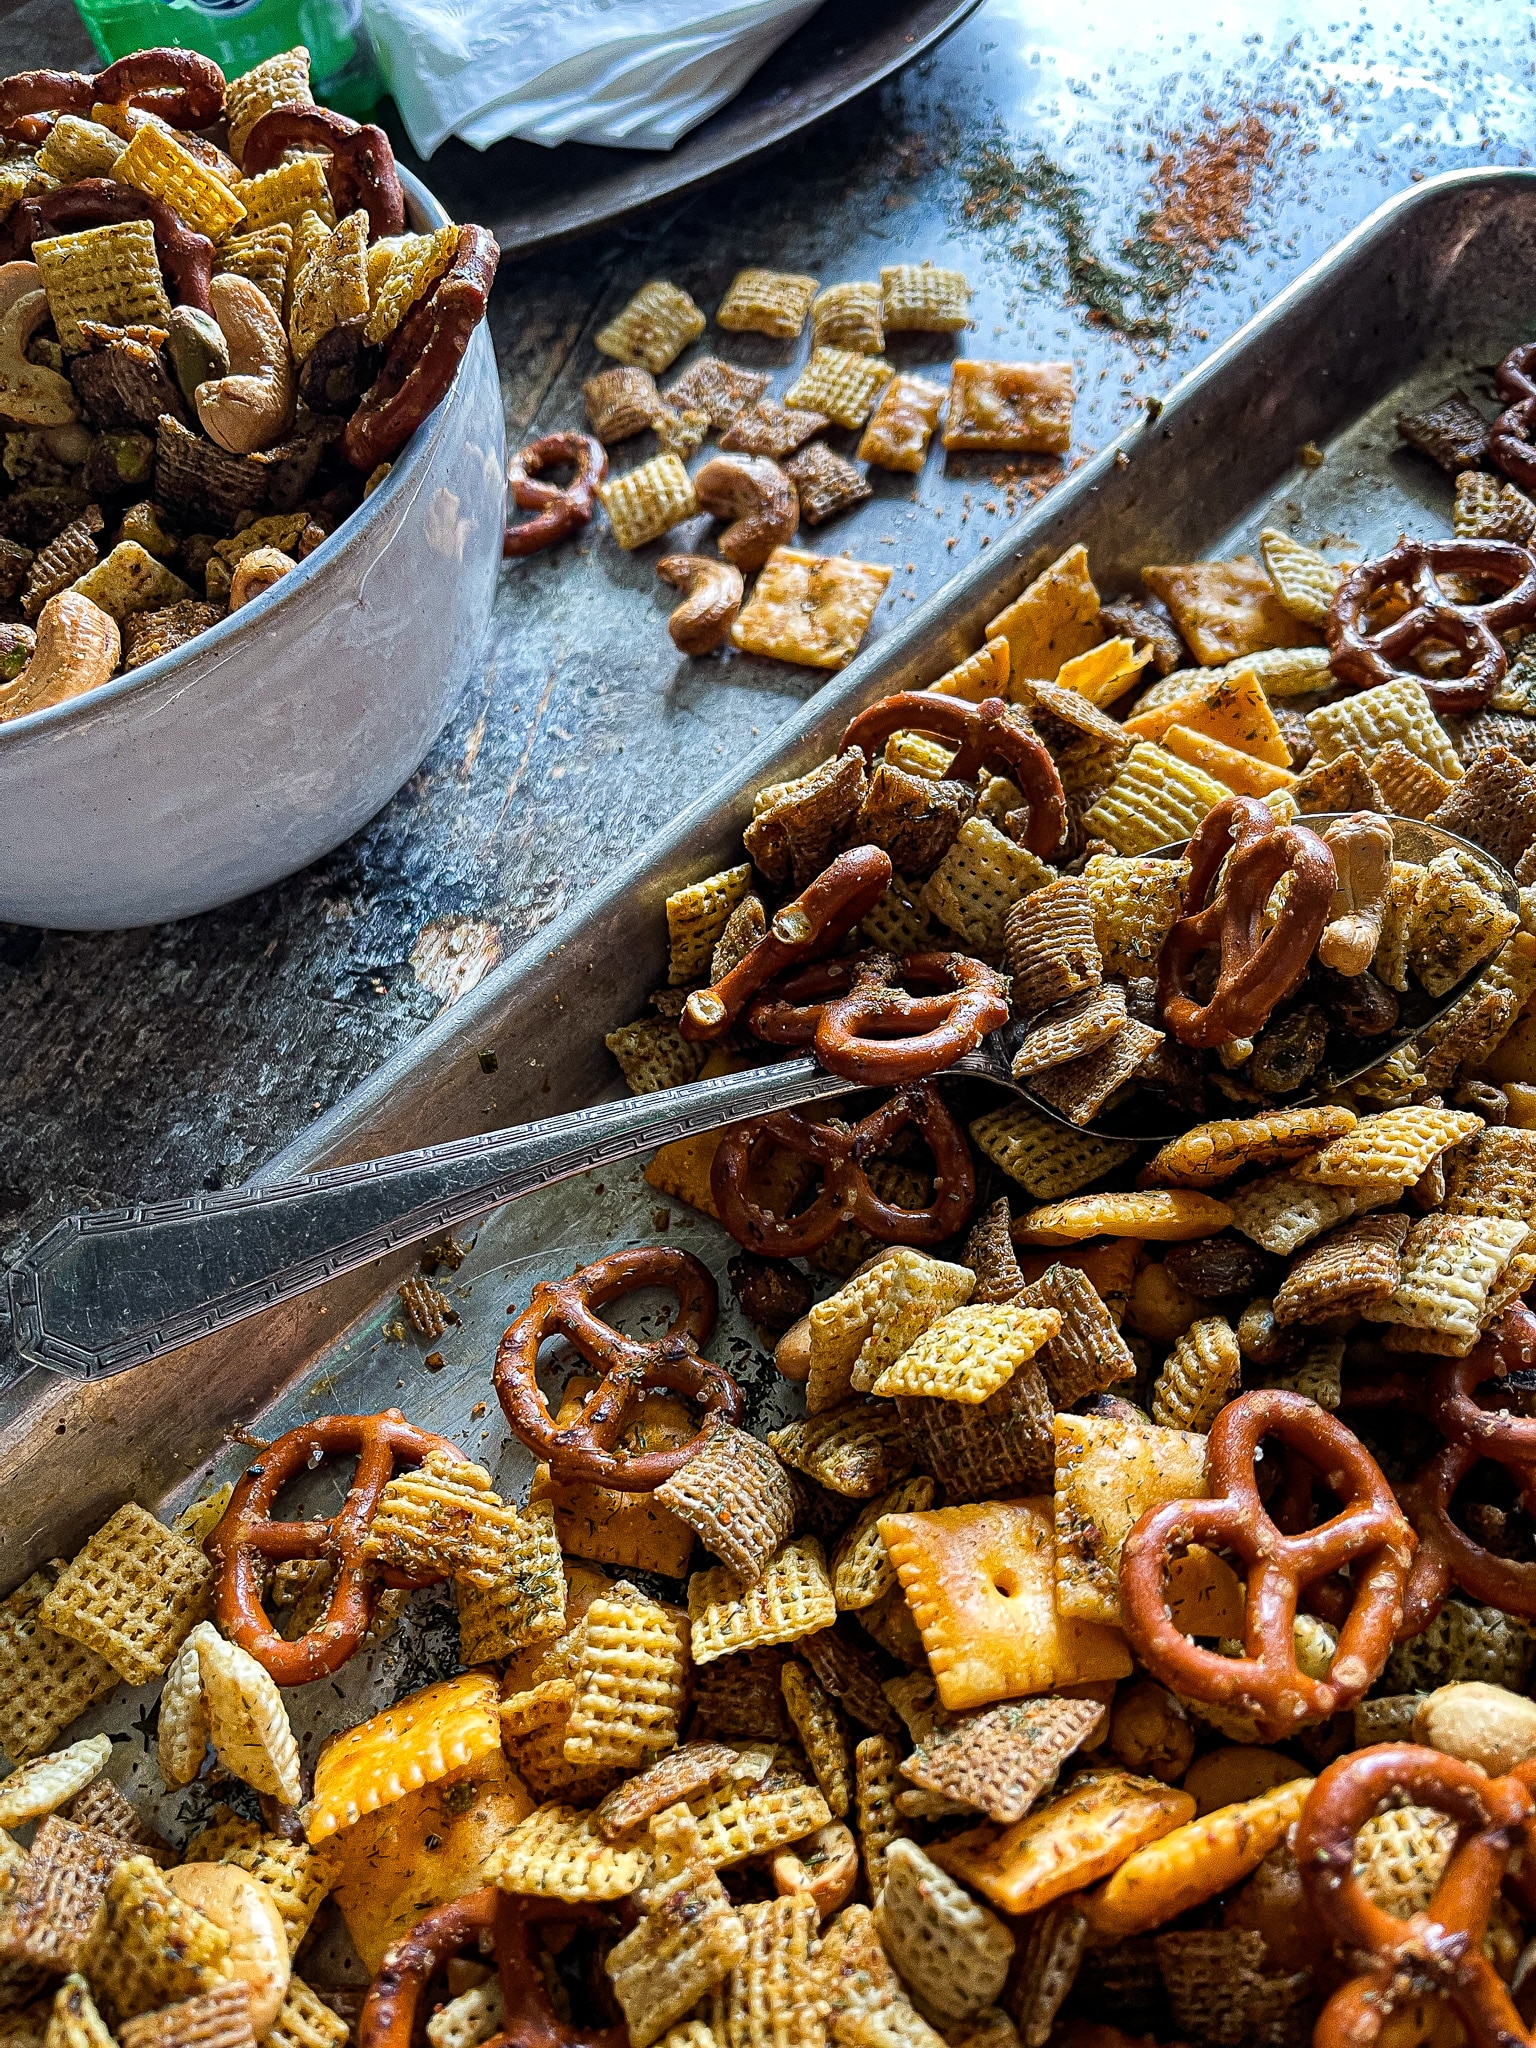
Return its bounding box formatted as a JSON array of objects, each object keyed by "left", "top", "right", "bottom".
[
  {"left": 22, "top": 341, "right": 1536, "bottom": 2048},
  {"left": 0, "top": 44, "right": 497, "bottom": 719}
]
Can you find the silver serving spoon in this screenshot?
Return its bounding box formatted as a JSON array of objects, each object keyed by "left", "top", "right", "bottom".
[{"left": 4, "top": 813, "right": 1511, "bottom": 1382}]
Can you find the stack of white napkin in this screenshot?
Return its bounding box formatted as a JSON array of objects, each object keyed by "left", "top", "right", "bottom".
[{"left": 362, "top": 0, "right": 825, "bottom": 156}]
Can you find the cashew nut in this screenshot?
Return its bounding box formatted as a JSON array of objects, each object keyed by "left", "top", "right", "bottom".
[
  {"left": 693, "top": 454, "right": 799, "bottom": 572},
  {"left": 657, "top": 552, "right": 744, "bottom": 655},
  {"left": 0, "top": 261, "right": 40, "bottom": 323},
  {"left": 166, "top": 1864, "right": 290, "bottom": 2035},
  {"left": 0, "top": 288, "right": 79, "bottom": 427},
  {"left": 195, "top": 274, "right": 295, "bottom": 455},
  {"left": 229, "top": 545, "right": 298, "bottom": 612},
  {"left": 1319, "top": 811, "right": 1394, "bottom": 974},
  {"left": 0, "top": 591, "right": 118, "bottom": 720},
  {"left": 1414, "top": 1681, "right": 1536, "bottom": 1775},
  {"left": 770, "top": 1821, "right": 859, "bottom": 1917}
]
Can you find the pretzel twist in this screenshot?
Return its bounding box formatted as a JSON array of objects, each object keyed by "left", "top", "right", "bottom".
[
  {"left": 1326, "top": 535, "right": 1536, "bottom": 714},
  {"left": 1369, "top": 1302, "right": 1536, "bottom": 1634},
  {"left": 360, "top": 1887, "right": 624, "bottom": 2048},
  {"left": 839, "top": 691, "right": 1067, "bottom": 859},
  {"left": 240, "top": 105, "right": 406, "bottom": 242},
  {"left": 1490, "top": 340, "right": 1536, "bottom": 492},
  {"left": 1119, "top": 1389, "right": 1414, "bottom": 1738},
  {"left": 0, "top": 50, "right": 223, "bottom": 141},
  {"left": 710, "top": 1081, "right": 977, "bottom": 1258},
  {"left": 343, "top": 225, "right": 500, "bottom": 471},
  {"left": 747, "top": 948, "right": 1009, "bottom": 1083},
  {"left": 1155, "top": 795, "right": 1335, "bottom": 1050},
  {"left": 204, "top": 1411, "right": 467, "bottom": 1686},
  {"left": 680, "top": 844, "right": 893, "bottom": 1044},
  {"left": 0, "top": 178, "right": 214, "bottom": 311},
  {"left": 1298, "top": 1746, "right": 1536, "bottom": 2048},
  {"left": 492, "top": 1247, "right": 740, "bottom": 1492},
  {"left": 504, "top": 432, "right": 607, "bottom": 559}
]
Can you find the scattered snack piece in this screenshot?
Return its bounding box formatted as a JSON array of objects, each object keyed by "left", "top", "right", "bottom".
[
  {"left": 666, "top": 357, "right": 771, "bottom": 429},
  {"left": 781, "top": 1662, "right": 854, "bottom": 1816},
  {"left": 688, "top": 1537, "right": 838, "bottom": 1665},
  {"left": 605, "top": 1806, "right": 747, "bottom": 2045},
  {"left": 811, "top": 283, "right": 885, "bottom": 354},
  {"left": 859, "top": 375, "right": 946, "bottom": 473},
  {"left": 563, "top": 1582, "right": 688, "bottom": 1767},
  {"left": 717, "top": 270, "right": 819, "bottom": 340},
  {"left": 943, "top": 362, "right": 1073, "bottom": 454},
  {"left": 782, "top": 442, "right": 871, "bottom": 526},
  {"left": 596, "top": 282, "right": 706, "bottom": 373},
  {"left": 731, "top": 547, "right": 892, "bottom": 668},
  {"left": 599, "top": 453, "right": 701, "bottom": 551},
  {"left": 719, "top": 400, "right": 830, "bottom": 458},
  {"left": 656, "top": 1423, "right": 798, "bottom": 1579},
  {"left": 484, "top": 1801, "right": 652, "bottom": 1900},
  {"left": 882, "top": 264, "right": 971, "bottom": 333},
  {"left": 784, "top": 348, "right": 894, "bottom": 430}
]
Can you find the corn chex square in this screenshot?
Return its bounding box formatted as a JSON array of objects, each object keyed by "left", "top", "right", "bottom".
[
  {"left": 716, "top": 268, "right": 819, "bottom": 340},
  {"left": 969, "top": 1102, "right": 1134, "bottom": 1200},
  {"left": 1408, "top": 851, "right": 1519, "bottom": 997},
  {"left": 871, "top": 1302, "right": 1060, "bottom": 1403},
  {"left": 1081, "top": 743, "right": 1227, "bottom": 854},
  {"left": 1306, "top": 673, "right": 1462, "bottom": 780},
  {"left": 34, "top": 222, "right": 172, "bottom": 353},
  {"left": 35, "top": 115, "right": 124, "bottom": 182},
  {"left": 231, "top": 159, "right": 334, "bottom": 235},
  {"left": 1368, "top": 1214, "right": 1531, "bottom": 1344},
  {"left": 361, "top": 1449, "right": 521, "bottom": 1588},
  {"left": 731, "top": 548, "right": 891, "bottom": 669},
  {"left": 77, "top": 1856, "right": 231, "bottom": 2022},
  {"left": 1151, "top": 1314, "right": 1241, "bottom": 1431},
  {"left": 0, "top": 1570, "right": 118, "bottom": 1763},
  {"left": 487, "top": 1802, "right": 651, "bottom": 1899},
  {"left": 688, "top": 1537, "right": 836, "bottom": 1665},
  {"left": 849, "top": 1251, "right": 976, "bottom": 1394},
  {"left": 783, "top": 347, "right": 893, "bottom": 429},
  {"left": 1080, "top": 854, "right": 1189, "bottom": 980},
  {"left": 364, "top": 225, "right": 459, "bottom": 344},
  {"left": 600, "top": 454, "right": 700, "bottom": 550},
  {"left": 1293, "top": 1106, "right": 1482, "bottom": 1188},
  {"left": 116, "top": 125, "right": 246, "bottom": 242},
  {"left": 564, "top": 1583, "right": 688, "bottom": 1767},
  {"left": 264, "top": 1978, "right": 348, "bottom": 2048},
  {"left": 767, "top": 1403, "right": 915, "bottom": 1498},
  {"left": 224, "top": 46, "right": 312, "bottom": 159},
  {"left": 455, "top": 1496, "right": 568, "bottom": 1663},
  {"left": 36, "top": 1504, "right": 212, "bottom": 1688},
  {"left": 655, "top": 1424, "right": 798, "bottom": 1582},
  {"left": 1444, "top": 1127, "right": 1536, "bottom": 1223},
  {"left": 115, "top": 1980, "right": 256, "bottom": 2048},
  {"left": 1225, "top": 1169, "right": 1404, "bottom": 1256},
  {"left": 288, "top": 208, "right": 369, "bottom": 362},
  {"left": 666, "top": 863, "right": 752, "bottom": 983},
  {"left": 1258, "top": 528, "right": 1341, "bottom": 625},
  {"left": 596, "top": 282, "right": 706, "bottom": 374},
  {"left": 780, "top": 1662, "right": 852, "bottom": 1814},
  {"left": 881, "top": 262, "right": 971, "bottom": 332},
  {"left": 921, "top": 815, "right": 1054, "bottom": 955},
  {"left": 605, "top": 1809, "right": 747, "bottom": 2046},
  {"left": 831, "top": 1477, "right": 936, "bottom": 1612},
  {"left": 723, "top": 1892, "right": 827, "bottom": 2048},
  {"left": 688, "top": 1762, "right": 833, "bottom": 1870}
]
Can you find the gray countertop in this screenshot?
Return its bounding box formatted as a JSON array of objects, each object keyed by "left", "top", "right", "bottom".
[{"left": 0, "top": 0, "right": 1530, "bottom": 1287}]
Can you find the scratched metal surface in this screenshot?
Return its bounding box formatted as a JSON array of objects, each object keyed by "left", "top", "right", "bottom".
[{"left": 0, "top": 0, "right": 1533, "bottom": 1323}]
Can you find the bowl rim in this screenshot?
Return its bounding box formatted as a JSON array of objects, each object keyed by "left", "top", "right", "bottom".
[{"left": 0, "top": 164, "right": 478, "bottom": 746}]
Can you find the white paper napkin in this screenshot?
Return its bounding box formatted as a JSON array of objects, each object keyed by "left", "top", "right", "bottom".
[{"left": 363, "top": 0, "right": 824, "bottom": 157}]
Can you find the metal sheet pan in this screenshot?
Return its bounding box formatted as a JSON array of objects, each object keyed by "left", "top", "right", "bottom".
[{"left": 5, "top": 165, "right": 1533, "bottom": 1592}]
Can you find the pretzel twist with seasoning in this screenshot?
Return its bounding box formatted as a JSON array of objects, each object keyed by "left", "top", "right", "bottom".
[
  {"left": 359, "top": 1886, "right": 625, "bottom": 2048},
  {"left": 710, "top": 1081, "right": 977, "bottom": 1257},
  {"left": 0, "top": 178, "right": 214, "bottom": 311},
  {"left": 344, "top": 225, "right": 500, "bottom": 471},
  {"left": 204, "top": 1410, "right": 468, "bottom": 1686},
  {"left": 1155, "top": 794, "right": 1336, "bottom": 1050},
  {"left": 1326, "top": 535, "right": 1536, "bottom": 714},
  {"left": 680, "top": 843, "right": 893, "bottom": 1044},
  {"left": 747, "top": 948, "right": 1009, "bottom": 1083},
  {"left": 492, "top": 1247, "right": 741, "bottom": 1492},
  {"left": 1490, "top": 339, "right": 1536, "bottom": 491},
  {"left": 1298, "top": 1746, "right": 1536, "bottom": 2048},
  {"left": 0, "top": 49, "right": 223, "bottom": 141},
  {"left": 1119, "top": 1388, "right": 1414, "bottom": 1738},
  {"left": 240, "top": 105, "right": 406, "bottom": 242},
  {"left": 839, "top": 690, "right": 1067, "bottom": 859},
  {"left": 504, "top": 432, "right": 608, "bottom": 559}
]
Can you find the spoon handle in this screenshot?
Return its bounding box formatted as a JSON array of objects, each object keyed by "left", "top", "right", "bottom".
[{"left": 4, "top": 1057, "right": 859, "bottom": 1383}]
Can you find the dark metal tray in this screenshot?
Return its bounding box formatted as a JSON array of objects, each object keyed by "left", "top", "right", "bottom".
[
  {"left": 5, "top": 165, "right": 1533, "bottom": 1602},
  {"left": 387, "top": 0, "right": 983, "bottom": 260}
]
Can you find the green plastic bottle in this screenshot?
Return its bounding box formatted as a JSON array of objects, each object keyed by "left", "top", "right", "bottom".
[{"left": 71, "top": 0, "right": 383, "bottom": 120}]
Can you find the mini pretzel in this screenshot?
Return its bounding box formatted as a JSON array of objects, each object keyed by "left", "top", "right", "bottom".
[
  {"left": 710, "top": 1081, "right": 977, "bottom": 1257},
  {"left": 0, "top": 178, "right": 214, "bottom": 311},
  {"left": 680, "top": 844, "right": 893, "bottom": 1043},
  {"left": 205, "top": 1410, "right": 467, "bottom": 1686},
  {"left": 344, "top": 225, "right": 500, "bottom": 471},
  {"left": 240, "top": 105, "right": 406, "bottom": 242},
  {"left": 1490, "top": 340, "right": 1536, "bottom": 490},
  {"left": 1298, "top": 1745, "right": 1536, "bottom": 2048},
  {"left": 1119, "top": 1388, "right": 1414, "bottom": 1738},
  {"left": 1326, "top": 535, "right": 1536, "bottom": 714},
  {"left": 492, "top": 1247, "right": 742, "bottom": 1492},
  {"left": 747, "top": 948, "right": 1009, "bottom": 1083},
  {"left": 360, "top": 1886, "right": 624, "bottom": 2048},
  {"left": 0, "top": 70, "right": 92, "bottom": 144},
  {"left": 1155, "top": 795, "right": 1335, "bottom": 1050},
  {"left": 93, "top": 48, "right": 226, "bottom": 131},
  {"left": 839, "top": 691, "right": 1067, "bottom": 859},
  {"left": 504, "top": 433, "right": 608, "bottom": 559}
]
